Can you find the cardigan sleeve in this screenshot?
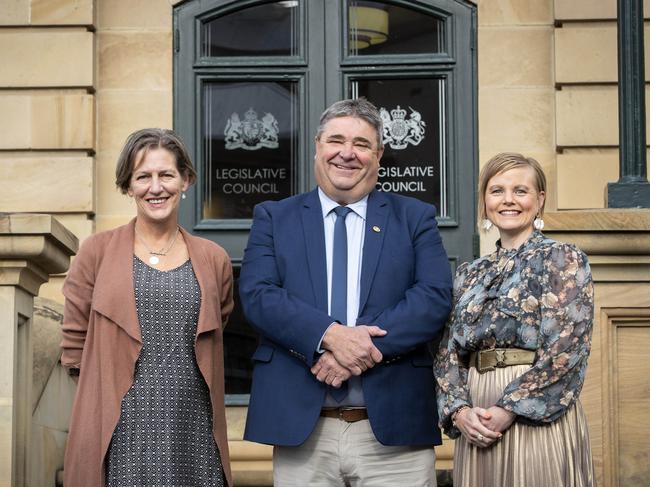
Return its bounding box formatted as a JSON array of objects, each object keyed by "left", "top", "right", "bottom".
[{"left": 61, "top": 237, "right": 97, "bottom": 374}]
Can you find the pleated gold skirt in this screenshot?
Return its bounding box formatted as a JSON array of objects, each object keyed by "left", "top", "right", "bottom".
[{"left": 453, "top": 364, "right": 596, "bottom": 487}]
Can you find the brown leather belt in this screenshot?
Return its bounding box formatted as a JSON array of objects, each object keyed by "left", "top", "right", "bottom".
[
  {"left": 468, "top": 348, "right": 535, "bottom": 374},
  {"left": 320, "top": 408, "right": 368, "bottom": 423}
]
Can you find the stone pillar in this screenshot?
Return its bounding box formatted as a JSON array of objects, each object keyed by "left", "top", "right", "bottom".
[
  {"left": 0, "top": 214, "right": 77, "bottom": 487},
  {"left": 544, "top": 209, "right": 650, "bottom": 486}
]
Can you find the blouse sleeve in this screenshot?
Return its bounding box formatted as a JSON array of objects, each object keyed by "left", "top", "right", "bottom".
[
  {"left": 61, "top": 237, "right": 97, "bottom": 375},
  {"left": 434, "top": 262, "right": 473, "bottom": 438},
  {"left": 496, "top": 244, "right": 594, "bottom": 424}
]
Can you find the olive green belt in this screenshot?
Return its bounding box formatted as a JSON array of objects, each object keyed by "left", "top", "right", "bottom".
[{"left": 468, "top": 348, "right": 535, "bottom": 374}]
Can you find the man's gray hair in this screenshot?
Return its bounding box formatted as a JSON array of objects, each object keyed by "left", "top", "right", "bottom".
[{"left": 316, "top": 98, "right": 384, "bottom": 149}]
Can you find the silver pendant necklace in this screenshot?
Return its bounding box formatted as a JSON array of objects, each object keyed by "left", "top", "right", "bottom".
[{"left": 135, "top": 225, "right": 180, "bottom": 266}]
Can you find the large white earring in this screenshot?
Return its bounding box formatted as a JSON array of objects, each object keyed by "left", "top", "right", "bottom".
[
  {"left": 181, "top": 192, "right": 186, "bottom": 200},
  {"left": 533, "top": 216, "right": 544, "bottom": 230},
  {"left": 482, "top": 219, "right": 493, "bottom": 231}
]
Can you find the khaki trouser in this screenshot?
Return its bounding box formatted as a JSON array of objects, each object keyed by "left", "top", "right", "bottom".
[{"left": 273, "top": 417, "right": 437, "bottom": 487}]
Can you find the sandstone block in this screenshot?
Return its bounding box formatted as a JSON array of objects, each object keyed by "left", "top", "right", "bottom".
[
  {"left": 555, "top": 87, "right": 650, "bottom": 147},
  {"left": 0, "top": 93, "right": 94, "bottom": 149},
  {"left": 98, "top": 32, "right": 172, "bottom": 90},
  {"left": 477, "top": 0, "right": 553, "bottom": 26},
  {"left": 557, "top": 151, "right": 619, "bottom": 209},
  {"left": 479, "top": 26, "right": 553, "bottom": 86},
  {"left": 31, "top": 0, "right": 94, "bottom": 25},
  {"left": 555, "top": 0, "right": 650, "bottom": 21},
  {"left": 556, "top": 24, "right": 650, "bottom": 83},
  {"left": 479, "top": 87, "right": 555, "bottom": 152},
  {"left": 0, "top": 157, "right": 94, "bottom": 212},
  {"left": 0, "top": 29, "right": 93, "bottom": 87}
]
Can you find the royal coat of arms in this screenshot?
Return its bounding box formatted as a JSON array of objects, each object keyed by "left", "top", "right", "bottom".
[
  {"left": 224, "top": 108, "right": 279, "bottom": 150},
  {"left": 379, "top": 105, "right": 426, "bottom": 150}
]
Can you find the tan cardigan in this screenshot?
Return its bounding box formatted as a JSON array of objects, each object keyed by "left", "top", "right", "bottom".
[{"left": 61, "top": 219, "right": 234, "bottom": 487}]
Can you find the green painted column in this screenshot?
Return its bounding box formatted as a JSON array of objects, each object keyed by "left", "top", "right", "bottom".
[{"left": 607, "top": 0, "right": 650, "bottom": 208}]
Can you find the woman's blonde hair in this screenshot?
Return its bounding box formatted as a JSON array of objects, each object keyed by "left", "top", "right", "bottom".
[{"left": 477, "top": 152, "right": 547, "bottom": 231}]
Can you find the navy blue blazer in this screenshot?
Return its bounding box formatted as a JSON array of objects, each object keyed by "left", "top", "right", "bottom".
[{"left": 239, "top": 189, "right": 453, "bottom": 447}]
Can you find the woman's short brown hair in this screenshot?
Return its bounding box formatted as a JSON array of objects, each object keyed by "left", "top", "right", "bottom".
[
  {"left": 115, "top": 128, "right": 197, "bottom": 194},
  {"left": 477, "top": 152, "right": 547, "bottom": 231}
]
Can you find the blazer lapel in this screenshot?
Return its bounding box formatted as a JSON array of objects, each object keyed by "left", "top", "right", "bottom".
[
  {"left": 359, "top": 190, "right": 389, "bottom": 313},
  {"left": 183, "top": 228, "right": 220, "bottom": 337},
  {"left": 92, "top": 219, "right": 142, "bottom": 343},
  {"left": 301, "top": 190, "right": 328, "bottom": 313}
]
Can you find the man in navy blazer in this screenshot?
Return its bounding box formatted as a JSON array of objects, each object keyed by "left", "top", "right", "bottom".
[{"left": 239, "top": 98, "right": 453, "bottom": 486}]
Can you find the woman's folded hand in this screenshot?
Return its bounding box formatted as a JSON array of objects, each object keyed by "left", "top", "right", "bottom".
[{"left": 455, "top": 406, "right": 502, "bottom": 448}]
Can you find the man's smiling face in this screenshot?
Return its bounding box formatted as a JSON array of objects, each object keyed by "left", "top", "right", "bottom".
[{"left": 314, "top": 116, "right": 383, "bottom": 205}]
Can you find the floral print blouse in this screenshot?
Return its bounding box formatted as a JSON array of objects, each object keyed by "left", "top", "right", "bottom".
[{"left": 434, "top": 231, "right": 593, "bottom": 438}]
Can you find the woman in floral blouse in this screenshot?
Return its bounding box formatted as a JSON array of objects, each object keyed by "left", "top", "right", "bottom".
[{"left": 434, "top": 153, "right": 596, "bottom": 486}]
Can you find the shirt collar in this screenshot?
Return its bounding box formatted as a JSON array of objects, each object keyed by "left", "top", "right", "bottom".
[{"left": 318, "top": 187, "right": 368, "bottom": 220}]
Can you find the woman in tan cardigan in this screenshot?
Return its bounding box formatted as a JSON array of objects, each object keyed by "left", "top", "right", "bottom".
[{"left": 61, "top": 128, "right": 234, "bottom": 487}]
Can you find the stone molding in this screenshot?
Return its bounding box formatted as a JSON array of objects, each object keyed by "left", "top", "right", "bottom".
[
  {"left": 544, "top": 209, "right": 649, "bottom": 232},
  {"left": 0, "top": 214, "right": 77, "bottom": 295},
  {"left": 544, "top": 210, "right": 650, "bottom": 283}
]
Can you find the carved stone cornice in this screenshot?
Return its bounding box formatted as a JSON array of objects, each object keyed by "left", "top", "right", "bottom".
[
  {"left": 0, "top": 214, "right": 78, "bottom": 295},
  {"left": 543, "top": 210, "right": 650, "bottom": 282}
]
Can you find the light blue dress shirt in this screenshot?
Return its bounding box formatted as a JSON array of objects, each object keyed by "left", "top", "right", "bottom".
[
  {"left": 318, "top": 188, "right": 367, "bottom": 328},
  {"left": 318, "top": 188, "right": 367, "bottom": 407}
]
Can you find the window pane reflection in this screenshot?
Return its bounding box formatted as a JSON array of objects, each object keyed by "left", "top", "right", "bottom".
[
  {"left": 348, "top": 1, "right": 444, "bottom": 56},
  {"left": 202, "top": 1, "right": 299, "bottom": 57},
  {"left": 351, "top": 78, "right": 447, "bottom": 216},
  {"left": 202, "top": 81, "right": 298, "bottom": 220}
]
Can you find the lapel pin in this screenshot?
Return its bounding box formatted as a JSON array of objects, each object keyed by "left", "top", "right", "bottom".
[{"left": 372, "top": 226, "right": 381, "bottom": 233}]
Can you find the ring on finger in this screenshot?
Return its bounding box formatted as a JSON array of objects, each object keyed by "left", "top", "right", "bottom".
[{"left": 477, "top": 433, "right": 484, "bottom": 441}]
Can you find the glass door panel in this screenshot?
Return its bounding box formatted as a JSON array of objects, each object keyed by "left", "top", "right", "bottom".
[
  {"left": 224, "top": 266, "right": 256, "bottom": 398},
  {"left": 201, "top": 1, "right": 300, "bottom": 57},
  {"left": 347, "top": 0, "right": 445, "bottom": 56},
  {"left": 201, "top": 80, "right": 299, "bottom": 221},
  {"left": 351, "top": 77, "right": 447, "bottom": 217}
]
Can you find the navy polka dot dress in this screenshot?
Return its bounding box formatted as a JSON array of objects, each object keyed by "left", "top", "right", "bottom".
[{"left": 106, "top": 257, "right": 224, "bottom": 486}]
